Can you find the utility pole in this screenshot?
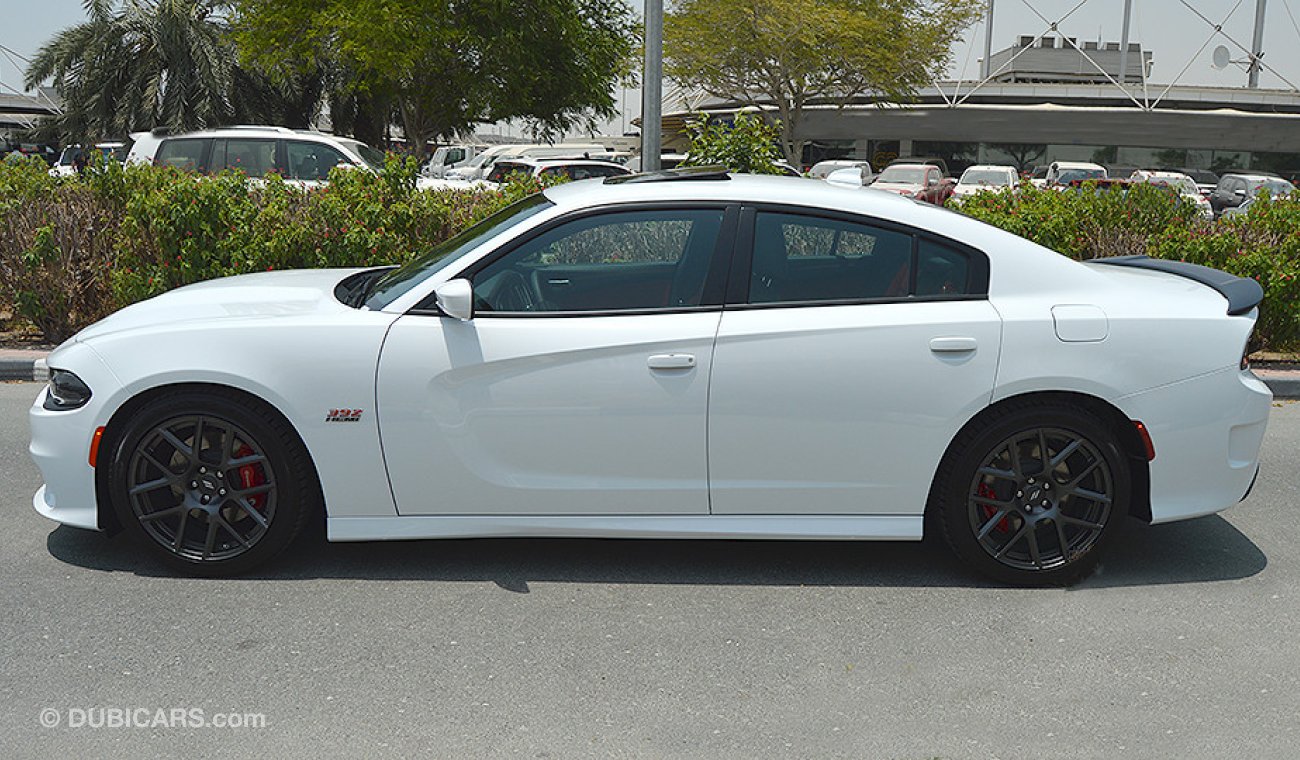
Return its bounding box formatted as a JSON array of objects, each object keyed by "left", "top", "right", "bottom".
[
  {"left": 981, "top": 0, "right": 994, "bottom": 79},
  {"left": 1118, "top": 0, "right": 1133, "bottom": 84},
  {"left": 641, "top": 0, "right": 664, "bottom": 171},
  {"left": 1249, "top": 0, "right": 1267, "bottom": 88}
]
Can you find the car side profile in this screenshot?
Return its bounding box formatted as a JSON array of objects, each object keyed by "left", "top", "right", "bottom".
[{"left": 30, "top": 170, "right": 1270, "bottom": 585}]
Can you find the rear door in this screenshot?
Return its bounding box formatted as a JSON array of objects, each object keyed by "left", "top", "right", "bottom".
[{"left": 708, "top": 207, "right": 1002, "bottom": 516}]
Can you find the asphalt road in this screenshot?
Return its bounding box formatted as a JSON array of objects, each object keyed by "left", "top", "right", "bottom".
[{"left": 2, "top": 380, "right": 1298, "bottom": 759}]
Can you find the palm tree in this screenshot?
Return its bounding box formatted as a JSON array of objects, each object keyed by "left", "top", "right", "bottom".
[{"left": 25, "top": 0, "right": 240, "bottom": 139}]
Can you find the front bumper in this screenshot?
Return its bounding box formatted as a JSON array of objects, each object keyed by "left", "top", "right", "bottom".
[{"left": 1119, "top": 366, "right": 1272, "bottom": 524}]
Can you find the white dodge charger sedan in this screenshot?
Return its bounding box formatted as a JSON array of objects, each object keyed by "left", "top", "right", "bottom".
[{"left": 30, "top": 169, "right": 1271, "bottom": 585}]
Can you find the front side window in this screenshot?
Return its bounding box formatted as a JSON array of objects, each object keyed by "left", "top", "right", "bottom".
[
  {"left": 472, "top": 208, "right": 725, "bottom": 313},
  {"left": 285, "top": 141, "right": 348, "bottom": 181},
  {"left": 155, "top": 139, "right": 209, "bottom": 171}
]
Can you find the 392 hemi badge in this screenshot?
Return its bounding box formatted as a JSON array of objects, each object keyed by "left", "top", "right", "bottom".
[{"left": 326, "top": 408, "right": 363, "bottom": 423}]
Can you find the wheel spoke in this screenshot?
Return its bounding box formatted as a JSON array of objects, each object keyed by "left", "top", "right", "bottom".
[
  {"left": 977, "top": 509, "right": 1012, "bottom": 540},
  {"left": 1007, "top": 435, "right": 1024, "bottom": 478},
  {"left": 1068, "top": 487, "right": 1111, "bottom": 504},
  {"left": 229, "top": 453, "right": 267, "bottom": 468},
  {"left": 971, "top": 494, "right": 1011, "bottom": 508},
  {"left": 219, "top": 424, "right": 234, "bottom": 467},
  {"left": 1025, "top": 524, "right": 1043, "bottom": 568},
  {"left": 201, "top": 518, "right": 219, "bottom": 560},
  {"left": 1061, "top": 515, "right": 1104, "bottom": 531},
  {"left": 1050, "top": 438, "right": 1082, "bottom": 469},
  {"left": 1065, "top": 459, "right": 1102, "bottom": 488},
  {"left": 141, "top": 449, "right": 179, "bottom": 477},
  {"left": 215, "top": 516, "right": 251, "bottom": 549},
  {"left": 1037, "top": 429, "right": 1051, "bottom": 475},
  {"left": 994, "top": 523, "right": 1030, "bottom": 559},
  {"left": 129, "top": 475, "right": 178, "bottom": 496},
  {"left": 978, "top": 465, "right": 1017, "bottom": 480},
  {"left": 192, "top": 418, "right": 205, "bottom": 461},
  {"left": 236, "top": 497, "right": 270, "bottom": 528},
  {"left": 172, "top": 507, "right": 189, "bottom": 551},
  {"left": 233, "top": 483, "right": 274, "bottom": 498},
  {"left": 158, "top": 429, "right": 193, "bottom": 464},
  {"left": 1053, "top": 517, "right": 1071, "bottom": 557},
  {"left": 138, "top": 504, "right": 185, "bottom": 522}
]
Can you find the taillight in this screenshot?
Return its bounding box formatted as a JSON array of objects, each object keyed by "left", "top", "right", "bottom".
[{"left": 1241, "top": 349, "right": 1251, "bottom": 371}]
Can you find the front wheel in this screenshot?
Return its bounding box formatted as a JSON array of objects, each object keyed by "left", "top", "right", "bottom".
[
  {"left": 934, "top": 403, "right": 1131, "bottom": 586},
  {"left": 108, "top": 390, "right": 318, "bottom": 576}
]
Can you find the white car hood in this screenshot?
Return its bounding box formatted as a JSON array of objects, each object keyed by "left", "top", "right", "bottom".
[{"left": 74, "top": 268, "right": 365, "bottom": 343}]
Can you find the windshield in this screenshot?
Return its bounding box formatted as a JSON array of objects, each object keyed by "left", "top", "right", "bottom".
[
  {"left": 1058, "top": 168, "right": 1106, "bottom": 184},
  {"left": 343, "top": 141, "right": 386, "bottom": 171},
  {"left": 959, "top": 169, "right": 1010, "bottom": 186},
  {"left": 364, "top": 193, "right": 553, "bottom": 310},
  {"left": 877, "top": 166, "right": 927, "bottom": 184}
]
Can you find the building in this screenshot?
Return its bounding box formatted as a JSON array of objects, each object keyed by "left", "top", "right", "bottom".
[{"left": 660, "top": 36, "right": 1300, "bottom": 180}]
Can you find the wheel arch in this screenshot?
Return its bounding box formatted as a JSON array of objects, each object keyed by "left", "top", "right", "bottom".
[
  {"left": 94, "top": 381, "right": 324, "bottom": 536},
  {"left": 926, "top": 390, "right": 1152, "bottom": 528}
]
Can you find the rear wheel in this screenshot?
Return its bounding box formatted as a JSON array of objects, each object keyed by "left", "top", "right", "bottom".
[
  {"left": 934, "top": 403, "right": 1130, "bottom": 586},
  {"left": 108, "top": 390, "right": 318, "bottom": 576}
]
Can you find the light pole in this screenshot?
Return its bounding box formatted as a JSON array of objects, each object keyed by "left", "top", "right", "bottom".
[{"left": 642, "top": 0, "right": 663, "bottom": 171}]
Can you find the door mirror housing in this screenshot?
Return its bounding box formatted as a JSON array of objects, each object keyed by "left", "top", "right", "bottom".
[{"left": 435, "top": 279, "right": 474, "bottom": 321}]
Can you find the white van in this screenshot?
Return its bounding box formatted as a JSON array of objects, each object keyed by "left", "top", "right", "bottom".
[
  {"left": 421, "top": 144, "right": 485, "bottom": 178},
  {"left": 447, "top": 143, "right": 608, "bottom": 180}
]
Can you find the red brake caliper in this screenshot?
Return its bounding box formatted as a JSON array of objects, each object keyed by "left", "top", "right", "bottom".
[
  {"left": 234, "top": 444, "right": 266, "bottom": 514},
  {"left": 978, "top": 482, "right": 1011, "bottom": 533}
]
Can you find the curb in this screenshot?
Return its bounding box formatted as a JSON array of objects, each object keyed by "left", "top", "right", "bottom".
[{"left": 3, "top": 349, "right": 1299, "bottom": 399}]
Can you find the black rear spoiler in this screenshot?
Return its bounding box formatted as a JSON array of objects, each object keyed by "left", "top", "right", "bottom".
[{"left": 1090, "top": 255, "right": 1263, "bottom": 316}]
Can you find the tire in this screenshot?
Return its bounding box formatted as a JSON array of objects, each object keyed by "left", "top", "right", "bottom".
[
  {"left": 932, "top": 402, "right": 1131, "bottom": 586},
  {"left": 107, "top": 389, "right": 319, "bottom": 576}
]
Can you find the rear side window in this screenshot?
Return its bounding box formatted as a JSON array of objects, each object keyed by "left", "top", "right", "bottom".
[
  {"left": 216, "top": 139, "right": 280, "bottom": 177},
  {"left": 915, "top": 239, "right": 971, "bottom": 296},
  {"left": 155, "top": 139, "right": 209, "bottom": 171}
]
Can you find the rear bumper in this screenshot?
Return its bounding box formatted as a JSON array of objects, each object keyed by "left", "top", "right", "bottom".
[{"left": 1119, "top": 366, "right": 1272, "bottom": 524}]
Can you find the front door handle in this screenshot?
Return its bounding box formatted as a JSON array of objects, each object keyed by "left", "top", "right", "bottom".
[
  {"left": 647, "top": 353, "right": 696, "bottom": 370},
  {"left": 930, "top": 336, "right": 978, "bottom": 353}
]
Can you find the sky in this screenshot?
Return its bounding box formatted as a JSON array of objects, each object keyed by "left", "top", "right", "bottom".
[{"left": 4, "top": 0, "right": 1300, "bottom": 135}]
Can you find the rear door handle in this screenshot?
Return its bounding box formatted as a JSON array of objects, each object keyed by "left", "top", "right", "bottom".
[
  {"left": 647, "top": 353, "right": 696, "bottom": 370},
  {"left": 930, "top": 337, "right": 978, "bottom": 353}
]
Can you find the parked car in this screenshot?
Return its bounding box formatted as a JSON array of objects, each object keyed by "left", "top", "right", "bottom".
[
  {"left": 1027, "top": 165, "right": 1049, "bottom": 189},
  {"left": 1130, "top": 170, "right": 1213, "bottom": 219},
  {"left": 809, "top": 160, "right": 871, "bottom": 180},
  {"left": 421, "top": 144, "right": 484, "bottom": 179},
  {"left": 624, "top": 153, "right": 688, "bottom": 172},
  {"left": 869, "top": 163, "right": 956, "bottom": 205},
  {"left": 1209, "top": 173, "right": 1296, "bottom": 217},
  {"left": 125, "top": 126, "right": 393, "bottom": 187},
  {"left": 31, "top": 169, "right": 1270, "bottom": 584},
  {"left": 50, "top": 142, "right": 129, "bottom": 177},
  {"left": 448, "top": 143, "right": 609, "bottom": 181},
  {"left": 1046, "top": 161, "right": 1107, "bottom": 187},
  {"left": 483, "top": 158, "right": 632, "bottom": 184},
  {"left": 824, "top": 166, "right": 873, "bottom": 188},
  {"left": 950, "top": 165, "right": 1018, "bottom": 200},
  {"left": 1165, "top": 168, "right": 1219, "bottom": 199}
]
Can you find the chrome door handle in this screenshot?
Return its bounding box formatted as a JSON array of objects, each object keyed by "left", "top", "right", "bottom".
[
  {"left": 930, "top": 337, "right": 978, "bottom": 353},
  {"left": 647, "top": 353, "right": 696, "bottom": 370}
]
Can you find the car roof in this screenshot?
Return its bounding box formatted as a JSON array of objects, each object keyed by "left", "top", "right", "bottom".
[
  {"left": 1053, "top": 161, "right": 1104, "bottom": 169},
  {"left": 153, "top": 126, "right": 348, "bottom": 143},
  {"left": 961, "top": 165, "right": 1015, "bottom": 172}
]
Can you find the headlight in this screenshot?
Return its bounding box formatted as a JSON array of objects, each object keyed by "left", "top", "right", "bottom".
[{"left": 43, "top": 368, "right": 92, "bottom": 410}]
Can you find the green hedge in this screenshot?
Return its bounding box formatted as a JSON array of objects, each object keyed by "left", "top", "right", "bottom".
[
  {"left": 957, "top": 183, "right": 1300, "bottom": 350},
  {"left": 0, "top": 155, "right": 536, "bottom": 343},
  {"left": 2, "top": 159, "right": 1299, "bottom": 350}
]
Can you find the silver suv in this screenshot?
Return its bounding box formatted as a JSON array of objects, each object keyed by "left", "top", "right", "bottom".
[{"left": 125, "top": 126, "right": 388, "bottom": 185}]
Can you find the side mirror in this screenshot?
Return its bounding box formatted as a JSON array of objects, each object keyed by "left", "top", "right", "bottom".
[{"left": 435, "top": 279, "right": 474, "bottom": 321}]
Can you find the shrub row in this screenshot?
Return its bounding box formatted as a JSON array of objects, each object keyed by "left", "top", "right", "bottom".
[
  {"left": 958, "top": 184, "right": 1300, "bottom": 350},
  {"left": 0, "top": 155, "right": 535, "bottom": 343},
  {"left": 2, "top": 159, "right": 1298, "bottom": 349}
]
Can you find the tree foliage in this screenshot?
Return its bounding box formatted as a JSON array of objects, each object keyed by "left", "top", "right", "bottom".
[
  {"left": 234, "top": 0, "right": 638, "bottom": 154},
  {"left": 680, "top": 112, "right": 784, "bottom": 174},
  {"left": 665, "top": 0, "right": 982, "bottom": 164}
]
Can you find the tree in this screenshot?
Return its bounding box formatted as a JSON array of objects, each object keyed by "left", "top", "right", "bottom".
[
  {"left": 665, "top": 0, "right": 982, "bottom": 165},
  {"left": 234, "top": 0, "right": 638, "bottom": 155},
  {"left": 680, "top": 111, "right": 784, "bottom": 174},
  {"left": 25, "top": 0, "right": 330, "bottom": 140}
]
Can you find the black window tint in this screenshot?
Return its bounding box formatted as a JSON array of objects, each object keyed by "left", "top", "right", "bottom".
[
  {"left": 219, "top": 139, "right": 279, "bottom": 177},
  {"left": 286, "top": 140, "right": 348, "bottom": 181},
  {"left": 473, "top": 209, "right": 725, "bottom": 313},
  {"left": 915, "top": 238, "right": 971, "bottom": 296},
  {"left": 749, "top": 212, "right": 912, "bottom": 303},
  {"left": 155, "top": 139, "right": 209, "bottom": 172}
]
